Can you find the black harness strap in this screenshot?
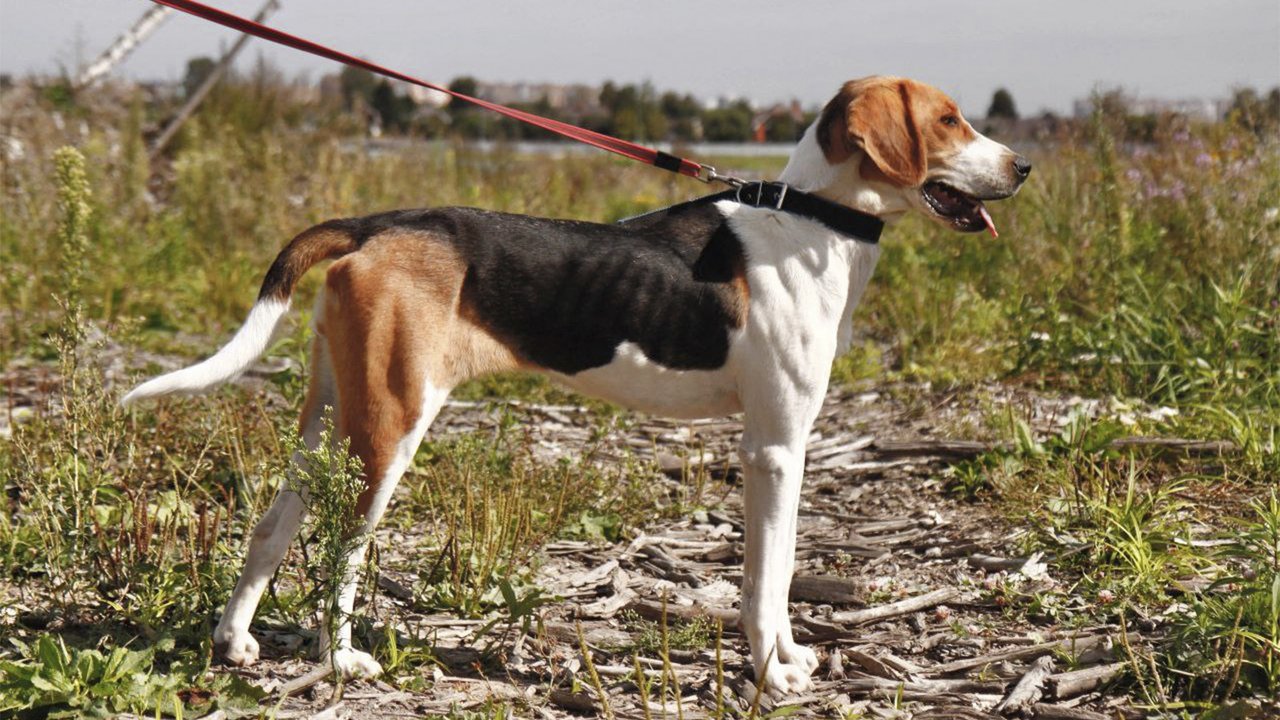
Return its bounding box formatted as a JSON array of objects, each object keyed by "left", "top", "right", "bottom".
[{"left": 618, "top": 181, "right": 883, "bottom": 245}]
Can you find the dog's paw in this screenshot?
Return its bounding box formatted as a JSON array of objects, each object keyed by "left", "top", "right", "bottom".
[
  {"left": 757, "top": 661, "right": 815, "bottom": 698},
  {"left": 213, "top": 632, "right": 260, "bottom": 667},
  {"left": 777, "top": 639, "right": 819, "bottom": 675},
  {"left": 330, "top": 648, "right": 383, "bottom": 679}
]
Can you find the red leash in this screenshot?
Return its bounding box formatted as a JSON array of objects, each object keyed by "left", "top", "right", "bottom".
[{"left": 149, "top": 0, "right": 738, "bottom": 186}]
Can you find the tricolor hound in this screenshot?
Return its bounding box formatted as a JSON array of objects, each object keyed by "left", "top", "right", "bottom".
[{"left": 124, "top": 75, "right": 1030, "bottom": 696}]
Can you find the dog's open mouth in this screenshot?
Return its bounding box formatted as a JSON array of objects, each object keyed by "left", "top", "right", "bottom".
[{"left": 921, "top": 182, "right": 998, "bottom": 237}]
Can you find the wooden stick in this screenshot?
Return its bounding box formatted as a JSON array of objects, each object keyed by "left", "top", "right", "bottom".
[
  {"left": 275, "top": 664, "right": 334, "bottom": 698},
  {"left": 1108, "top": 437, "right": 1235, "bottom": 456},
  {"left": 1049, "top": 662, "right": 1126, "bottom": 700},
  {"left": 995, "top": 654, "right": 1055, "bottom": 715},
  {"left": 1030, "top": 704, "right": 1111, "bottom": 720},
  {"left": 871, "top": 439, "right": 993, "bottom": 459},
  {"left": 549, "top": 688, "right": 599, "bottom": 713},
  {"left": 843, "top": 649, "right": 901, "bottom": 679},
  {"left": 830, "top": 587, "right": 960, "bottom": 625},
  {"left": 789, "top": 574, "right": 863, "bottom": 604},
  {"left": 626, "top": 598, "right": 739, "bottom": 626},
  {"left": 927, "top": 635, "right": 1106, "bottom": 675},
  {"left": 76, "top": 6, "right": 174, "bottom": 88},
  {"left": 844, "top": 676, "right": 1005, "bottom": 695},
  {"left": 150, "top": 0, "right": 282, "bottom": 158},
  {"left": 968, "top": 553, "right": 1040, "bottom": 572}
]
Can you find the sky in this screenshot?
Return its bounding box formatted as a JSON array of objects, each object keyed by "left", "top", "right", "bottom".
[{"left": 1, "top": 0, "right": 1277, "bottom": 116}]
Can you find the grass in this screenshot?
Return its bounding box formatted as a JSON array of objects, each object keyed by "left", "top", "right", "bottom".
[
  {"left": 952, "top": 406, "right": 1280, "bottom": 707},
  {"left": 399, "top": 418, "right": 662, "bottom": 619},
  {"left": 1, "top": 76, "right": 1278, "bottom": 715}
]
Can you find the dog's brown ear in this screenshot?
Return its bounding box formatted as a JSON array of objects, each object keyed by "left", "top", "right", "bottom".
[{"left": 821, "top": 78, "right": 927, "bottom": 187}]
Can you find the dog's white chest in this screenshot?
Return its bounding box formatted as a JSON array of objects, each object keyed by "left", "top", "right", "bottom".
[
  {"left": 728, "top": 204, "right": 881, "bottom": 365},
  {"left": 551, "top": 341, "right": 742, "bottom": 419}
]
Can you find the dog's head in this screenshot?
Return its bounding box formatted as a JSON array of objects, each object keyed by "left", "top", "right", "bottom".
[{"left": 798, "top": 76, "right": 1030, "bottom": 236}]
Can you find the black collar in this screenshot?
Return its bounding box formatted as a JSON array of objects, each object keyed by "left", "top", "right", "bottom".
[{"left": 708, "top": 181, "right": 884, "bottom": 244}]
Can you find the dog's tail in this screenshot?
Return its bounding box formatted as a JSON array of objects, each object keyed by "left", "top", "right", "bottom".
[{"left": 122, "top": 223, "right": 357, "bottom": 405}]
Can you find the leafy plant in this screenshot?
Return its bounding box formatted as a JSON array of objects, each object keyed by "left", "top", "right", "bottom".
[
  {"left": 0, "top": 635, "right": 264, "bottom": 718},
  {"left": 289, "top": 411, "right": 367, "bottom": 682},
  {"left": 622, "top": 610, "right": 715, "bottom": 655}
]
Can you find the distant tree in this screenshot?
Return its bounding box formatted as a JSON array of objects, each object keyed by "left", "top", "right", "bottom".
[
  {"left": 599, "top": 81, "right": 619, "bottom": 113},
  {"left": 613, "top": 107, "right": 644, "bottom": 139},
  {"left": 183, "top": 56, "right": 216, "bottom": 98},
  {"left": 643, "top": 106, "right": 669, "bottom": 141},
  {"left": 764, "top": 113, "right": 804, "bottom": 142},
  {"left": 446, "top": 75, "right": 478, "bottom": 111},
  {"left": 1228, "top": 86, "right": 1280, "bottom": 133},
  {"left": 659, "top": 91, "right": 700, "bottom": 120},
  {"left": 370, "top": 79, "right": 413, "bottom": 131},
  {"left": 660, "top": 90, "right": 703, "bottom": 141},
  {"left": 443, "top": 76, "right": 483, "bottom": 136},
  {"left": 610, "top": 84, "right": 640, "bottom": 114},
  {"left": 987, "top": 88, "right": 1018, "bottom": 120},
  {"left": 703, "top": 100, "right": 754, "bottom": 142},
  {"left": 339, "top": 66, "right": 377, "bottom": 109}
]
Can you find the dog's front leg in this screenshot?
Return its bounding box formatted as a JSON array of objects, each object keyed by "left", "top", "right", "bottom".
[{"left": 739, "top": 427, "right": 819, "bottom": 696}]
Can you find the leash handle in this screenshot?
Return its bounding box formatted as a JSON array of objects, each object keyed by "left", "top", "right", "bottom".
[{"left": 150, "top": 0, "right": 733, "bottom": 184}]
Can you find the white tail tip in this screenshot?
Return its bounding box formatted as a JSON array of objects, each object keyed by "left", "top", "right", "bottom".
[{"left": 122, "top": 299, "right": 290, "bottom": 406}]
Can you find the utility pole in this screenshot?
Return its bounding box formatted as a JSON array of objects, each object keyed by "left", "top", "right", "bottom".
[
  {"left": 75, "top": 6, "right": 174, "bottom": 89},
  {"left": 150, "top": 0, "right": 282, "bottom": 158}
]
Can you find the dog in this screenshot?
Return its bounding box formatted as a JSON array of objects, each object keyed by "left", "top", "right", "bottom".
[{"left": 124, "top": 75, "right": 1029, "bottom": 696}]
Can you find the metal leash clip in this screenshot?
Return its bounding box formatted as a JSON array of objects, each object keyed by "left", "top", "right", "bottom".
[{"left": 700, "top": 164, "right": 748, "bottom": 188}]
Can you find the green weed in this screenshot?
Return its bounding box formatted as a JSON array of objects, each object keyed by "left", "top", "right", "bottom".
[
  {"left": 288, "top": 411, "right": 367, "bottom": 684},
  {"left": 1161, "top": 491, "right": 1280, "bottom": 702},
  {"left": 622, "top": 609, "right": 715, "bottom": 655},
  {"left": 0, "top": 635, "right": 264, "bottom": 718}
]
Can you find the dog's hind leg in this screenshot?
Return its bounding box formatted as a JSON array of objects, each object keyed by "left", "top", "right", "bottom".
[
  {"left": 213, "top": 327, "right": 338, "bottom": 666},
  {"left": 309, "top": 243, "right": 465, "bottom": 679},
  {"left": 314, "top": 382, "right": 445, "bottom": 679}
]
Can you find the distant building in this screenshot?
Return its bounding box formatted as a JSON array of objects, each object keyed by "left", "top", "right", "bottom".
[
  {"left": 1072, "top": 93, "right": 1230, "bottom": 121},
  {"left": 476, "top": 82, "right": 601, "bottom": 116},
  {"left": 405, "top": 84, "right": 450, "bottom": 108}
]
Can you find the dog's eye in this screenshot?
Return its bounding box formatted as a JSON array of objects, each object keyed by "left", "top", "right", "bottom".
[{"left": 941, "top": 115, "right": 959, "bottom": 127}]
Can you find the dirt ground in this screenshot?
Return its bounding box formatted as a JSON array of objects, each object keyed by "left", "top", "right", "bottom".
[{"left": 213, "top": 381, "right": 1171, "bottom": 720}]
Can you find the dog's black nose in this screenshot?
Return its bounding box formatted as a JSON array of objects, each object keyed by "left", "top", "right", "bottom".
[{"left": 1013, "top": 155, "right": 1032, "bottom": 178}]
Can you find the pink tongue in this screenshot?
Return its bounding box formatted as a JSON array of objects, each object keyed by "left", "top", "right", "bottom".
[{"left": 978, "top": 205, "right": 998, "bottom": 238}]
